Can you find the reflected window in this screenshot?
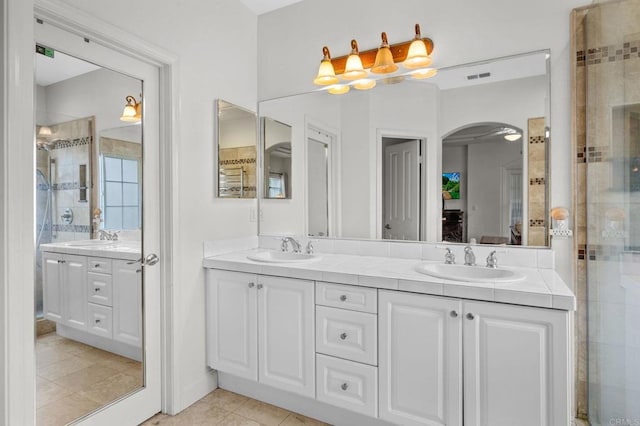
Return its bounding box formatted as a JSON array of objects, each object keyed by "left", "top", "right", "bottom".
[
  {"left": 268, "top": 172, "right": 287, "bottom": 198},
  {"left": 101, "top": 155, "right": 140, "bottom": 229}
]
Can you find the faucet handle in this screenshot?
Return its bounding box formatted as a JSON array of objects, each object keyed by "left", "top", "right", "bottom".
[
  {"left": 444, "top": 247, "right": 455, "bottom": 264},
  {"left": 486, "top": 250, "right": 498, "bottom": 268},
  {"left": 280, "top": 237, "right": 289, "bottom": 252},
  {"left": 306, "top": 240, "right": 315, "bottom": 255}
]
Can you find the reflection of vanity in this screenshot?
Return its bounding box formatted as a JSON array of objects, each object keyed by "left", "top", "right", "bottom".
[{"left": 40, "top": 240, "right": 143, "bottom": 360}]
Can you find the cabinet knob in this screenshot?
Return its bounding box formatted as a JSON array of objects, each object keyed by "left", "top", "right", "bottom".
[
  {"left": 95, "top": 319, "right": 101, "bottom": 324},
  {"left": 450, "top": 310, "right": 458, "bottom": 318},
  {"left": 57, "top": 259, "right": 66, "bottom": 264},
  {"left": 136, "top": 269, "right": 142, "bottom": 273},
  {"left": 248, "top": 282, "right": 255, "bottom": 288},
  {"left": 339, "top": 295, "right": 347, "bottom": 302},
  {"left": 466, "top": 313, "right": 475, "bottom": 320},
  {"left": 94, "top": 264, "right": 100, "bottom": 268},
  {"left": 94, "top": 288, "right": 100, "bottom": 292},
  {"left": 339, "top": 332, "right": 347, "bottom": 340},
  {"left": 341, "top": 383, "right": 349, "bottom": 391},
  {"left": 257, "top": 284, "right": 263, "bottom": 290}
]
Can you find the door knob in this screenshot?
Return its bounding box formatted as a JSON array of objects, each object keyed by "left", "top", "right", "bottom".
[{"left": 127, "top": 253, "right": 160, "bottom": 267}]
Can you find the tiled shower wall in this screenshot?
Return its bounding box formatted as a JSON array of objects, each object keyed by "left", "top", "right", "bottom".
[
  {"left": 573, "top": 0, "right": 640, "bottom": 422},
  {"left": 219, "top": 147, "right": 257, "bottom": 198},
  {"left": 48, "top": 117, "right": 94, "bottom": 242}
]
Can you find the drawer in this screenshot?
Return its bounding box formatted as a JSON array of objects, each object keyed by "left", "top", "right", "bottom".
[
  {"left": 87, "top": 272, "right": 113, "bottom": 306},
  {"left": 88, "top": 257, "right": 112, "bottom": 274},
  {"left": 316, "top": 353, "right": 378, "bottom": 417},
  {"left": 316, "top": 282, "right": 377, "bottom": 313},
  {"left": 87, "top": 303, "right": 113, "bottom": 338},
  {"left": 316, "top": 305, "right": 377, "bottom": 365}
]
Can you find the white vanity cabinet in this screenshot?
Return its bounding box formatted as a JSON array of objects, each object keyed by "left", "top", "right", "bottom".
[
  {"left": 378, "top": 290, "right": 570, "bottom": 426},
  {"left": 206, "top": 270, "right": 315, "bottom": 398},
  {"left": 112, "top": 260, "right": 143, "bottom": 346},
  {"left": 43, "top": 252, "right": 88, "bottom": 330}
]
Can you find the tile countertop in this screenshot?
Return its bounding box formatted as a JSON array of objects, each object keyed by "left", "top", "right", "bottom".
[
  {"left": 203, "top": 249, "right": 576, "bottom": 311},
  {"left": 40, "top": 240, "right": 141, "bottom": 261}
]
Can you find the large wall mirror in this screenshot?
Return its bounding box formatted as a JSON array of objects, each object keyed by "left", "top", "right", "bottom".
[
  {"left": 215, "top": 99, "right": 257, "bottom": 198},
  {"left": 258, "top": 50, "right": 550, "bottom": 246}
]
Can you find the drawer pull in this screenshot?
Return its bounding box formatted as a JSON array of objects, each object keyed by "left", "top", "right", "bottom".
[
  {"left": 339, "top": 332, "right": 347, "bottom": 340},
  {"left": 339, "top": 294, "right": 347, "bottom": 302},
  {"left": 57, "top": 259, "right": 66, "bottom": 264},
  {"left": 94, "top": 288, "right": 101, "bottom": 292},
  {"left": 341, "top": 383, "right": 349, "bottom": 391},
  {"left": 248, "top": 282, "right": 255, "bottom": 288},
  {"left": 95, "top": 319, "right": 101, "bottom": 324},
  {"left": 94, "top": 263, "right": 101, "bottom": 268},
  {"left": 450, "top": 310, "right": 458, "bottom": 318}
]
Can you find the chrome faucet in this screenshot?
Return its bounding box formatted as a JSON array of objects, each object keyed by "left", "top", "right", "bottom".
[
  {"left": 281, "top": 237, "right": 302, "bottom": 253},
  {"left": 444, "top": 248, "right": 455, "bottom": 264},
  {"left": 98, "top": 230, "right": 119, "bottom": 241},
  {"left": 464, "top": 246, "right": 476, "bottom": 266},
  {"left": 486, "top": 250, "right": 498, "bottom": 268},
  {"left": 306, "top": 240, "right": 315, "bottom": 255}
]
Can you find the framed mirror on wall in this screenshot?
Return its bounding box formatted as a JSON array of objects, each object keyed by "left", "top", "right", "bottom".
[
  {"left": 215, "top": 99, "right": 257, "bottom": 198},
  {"left": 258, "top": 50, "right": 550, "bottom": 247}
]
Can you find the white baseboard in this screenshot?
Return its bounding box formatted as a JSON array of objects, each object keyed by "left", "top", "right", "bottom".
[{"left": 56, "top": 324, "right": 141, "bottom": 361}]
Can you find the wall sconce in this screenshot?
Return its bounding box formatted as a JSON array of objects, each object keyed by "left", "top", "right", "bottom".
[
  {"left": 120, "top": 95, "right": 142, "bottom": 123},
  {"left": 549, "top": 207, "right": 573, "bottom": 238},
  {"left": 313, "top": 23, "right": 436, "bottom": 95}
]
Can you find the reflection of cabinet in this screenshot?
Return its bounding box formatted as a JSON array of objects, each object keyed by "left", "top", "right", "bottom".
[
  {"left": 206, "top": 270, "right": 315, "bottom": 398},
  {"left": 442, "top": 209, "right": 464, "bottom": 242},
  {"left": 379, "top": 290, "right": 569, "bottom": 426},
  {"left": 42, "top": 251, "right": 142, "bottom": 358},
  {"left": 43, "top": 253, "right": 88, "bottom": 330}
]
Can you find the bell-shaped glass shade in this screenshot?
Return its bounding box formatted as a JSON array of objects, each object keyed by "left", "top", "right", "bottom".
[
  {"left": 372, "top": 32, "right": 398, "bottom": 74},
  {"left": 353, "top": 79, "right": 377, "bottom": 90},
  {"left": 120, "top": 104, "right": 139, "bottom": 122},
  {"left": 403, "top": 39, "right": 432, "bottom": 69},
  {"left": 314, "top": 59, "right": 339, "bottom": 85},
  {"left": 314, "top": 47, "right": 339, "bottom": 85},
  {"left": 343, "top": 53, "right": 367, "bottom": 80},
  {"left": 328, "top": 84, "right": 350, "bottom": 95},
  {"left": 410, "top": 68, "right": 438, "bottom": 79},
  {"left": 37, "top": 126, "right": 52, "bottom": 137},
  {"left": 504, "top": 133, "right": 522, "bottom": 141}
]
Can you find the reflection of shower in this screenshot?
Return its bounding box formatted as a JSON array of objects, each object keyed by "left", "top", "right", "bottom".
[{"left": 35, "top": 167, "right": 52, "bottom": 318}]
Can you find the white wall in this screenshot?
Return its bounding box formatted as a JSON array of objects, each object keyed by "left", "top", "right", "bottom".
[
  {"left": 53, "top": 0, "right": 258, "bottom": 412},
  {"left": 258, "top": 0, "right": 586, "bottom": 284},
  {"left": 219, "top": 115, "right": 256, "bottom": 149}
]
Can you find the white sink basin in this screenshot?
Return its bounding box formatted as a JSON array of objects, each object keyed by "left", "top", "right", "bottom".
[
  {"left": 247, "top": 251, "right": 321, "bottom": 263},
  {"left": 415, "top": 263, "right": 525, "bottom": 283},
  {"left": 64, "top": 240, "right": 117, "bottom": 247}
]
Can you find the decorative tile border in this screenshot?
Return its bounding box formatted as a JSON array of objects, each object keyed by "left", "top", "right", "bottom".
[
  {"left": 530, "top": 177, "right": 545, "bottom": 185},
  {"left": 219, "top": 158, "right": 256, "bottom": 166},
  {"left": 576, "top": 40, "right": 640, "bottom": 67},
  {"left": 51, "top": 136, "right": 92, "bottom": 150},
  {"left": 576, "top": 243, "right": 640, "bottom": 261},
  {"left": 52, "top": 182, "right": 79, "bottom": 191},
  {"left": 529, "top": 135, "right": 545, "bottom": 144},
  {"left": 529, "top": 219, "right": 546, "bottom": 227},
  {"left": 576, "top": 146, "right": 609, "bottom": 163},
  {"left": 219, "top": 186, "right": 257, "bottom": 194},
  {"left": 52, "top": 224, "right": 90, "bottom": 233}
]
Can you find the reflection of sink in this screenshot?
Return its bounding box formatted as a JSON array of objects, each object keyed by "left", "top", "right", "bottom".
[
  {"left": 247, "top": 251, "right": 321, "bottom": 263},
  {"left": 415, "top": 263, "right": 525, "bottom": 283},
  {"left": 64, "top": 240, "right": 118, "bottom": 247}
]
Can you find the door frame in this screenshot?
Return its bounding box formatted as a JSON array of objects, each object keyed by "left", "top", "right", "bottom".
[{"left": 1, "top": 0, "right": 178, "bottom": 423}]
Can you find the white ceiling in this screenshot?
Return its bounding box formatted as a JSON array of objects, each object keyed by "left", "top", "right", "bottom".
[
  {"left": 238, "top": 0, "right": 303, "bottom": 15},
  {"left": 35, "top": 49, "right": 100, "bottom": 86}
]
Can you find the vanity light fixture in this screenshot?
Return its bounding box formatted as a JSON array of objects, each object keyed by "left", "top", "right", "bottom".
[
  {"left": 403, "top": 24, "right": 433, "bottom": 69},
  {"left": 313, "top": 46, "right": 339, "bottom": 85},
  {"left": 120, "top": 95, "right": 142, "bottom": 123},
  {"left": 504, "top": 133, "right": 522, "bottom": 141},
  {"left": 371, "top": 32, "right": 398, "bottom": 74},
  {"left": 342, "top": 40, "right": 368, "bottom": 81},
  {"left": 313, "top": 24, "right": 436, "bottom": 95},
  {"left": 37, "top": 126, "right": 52, "bottom": 138}
]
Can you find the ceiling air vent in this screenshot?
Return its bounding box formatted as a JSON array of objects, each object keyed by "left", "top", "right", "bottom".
[{"left": 466, "top": 72, "right": 492, "bottom": 80}]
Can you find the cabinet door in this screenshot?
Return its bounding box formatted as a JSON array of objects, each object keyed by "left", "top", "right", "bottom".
[
  {"left": 379, "top": 290, "right": 462, "bottom": 426},
  {"left": 258, "top": 275, "right": 315, "bottom": 398},
  {"left": 463, "top": 301, "right": 569, "bottom": 426},
  {"left": 206, "top": 269, "right": 258, "bottom": 381},
  {"left": 42, "top": 252, "right": 63, "bottom": 322},
  {"left": 112, "top": 260, "right": 142, "bottom": 347},
  {"left": 62, "top": 255, "right": 88, "bottom": 330}
]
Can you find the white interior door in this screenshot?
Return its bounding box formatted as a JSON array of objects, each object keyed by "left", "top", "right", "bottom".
[
  {"left": 383, "top": 140, "right": 420, "bottom": 240},
  {"left": 35, "top": 20, "right": 162, "bottom": 425}
]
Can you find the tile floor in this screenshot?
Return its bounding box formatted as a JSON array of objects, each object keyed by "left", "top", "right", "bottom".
[
  {"left": 36, "top": 332, "right": 143, "bottom": 426},
  {"left": 142, "top": 389, "right": 330, "bottom": 426}
]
